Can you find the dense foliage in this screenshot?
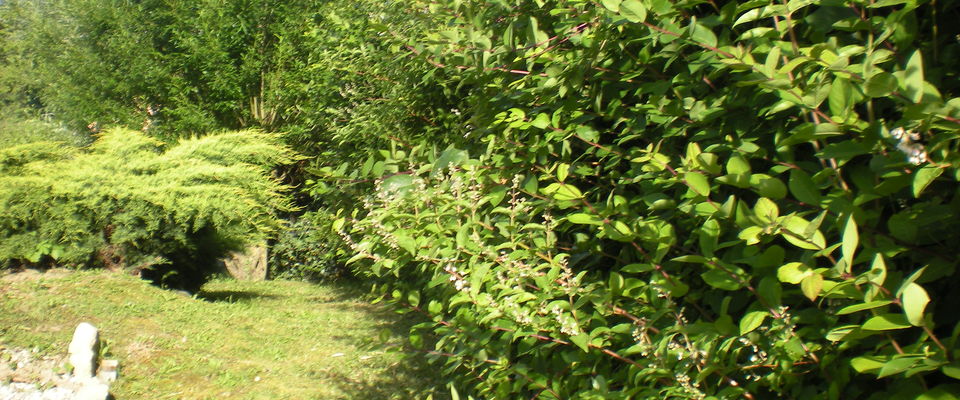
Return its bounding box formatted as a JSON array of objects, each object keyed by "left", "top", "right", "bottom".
[
  {"left": 269, "top": 212, "right": 350, "bottom": 281},
  {"left": 0, "top": 128, "right": 296, "bottom": 290},
  {"left": 332, "top": 0, "right": 960, "bottom": 398}
]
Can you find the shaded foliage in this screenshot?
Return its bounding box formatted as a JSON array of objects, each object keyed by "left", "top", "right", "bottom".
[{"left": 269, "top": 212, "right": 350, "bottom": 282}]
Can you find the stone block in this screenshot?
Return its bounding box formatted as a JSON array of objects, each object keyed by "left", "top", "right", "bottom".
[
  {"left": 220, "top": 243, "right": 268, "bottom": 281},
  {"left": 68, "top": 323, "right": 99, "bottom": 381}
]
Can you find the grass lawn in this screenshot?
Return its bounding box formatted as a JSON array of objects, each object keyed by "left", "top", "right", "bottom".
[{"left": 0, "top": 269, "right": 443, "bottom": 399}]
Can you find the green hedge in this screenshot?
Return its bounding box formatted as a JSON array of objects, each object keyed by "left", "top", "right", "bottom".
[{"left": 332, "top": 0, "right": 960, "bottom": 398}]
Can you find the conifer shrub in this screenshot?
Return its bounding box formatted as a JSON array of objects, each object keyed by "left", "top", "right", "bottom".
[{"left": 0, "top": 128, "right": 297, "bottom": 290}]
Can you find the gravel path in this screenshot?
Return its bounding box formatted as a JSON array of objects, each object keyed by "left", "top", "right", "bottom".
[{"left": 0, "top": 346, "right": 77, "bottom": 400}]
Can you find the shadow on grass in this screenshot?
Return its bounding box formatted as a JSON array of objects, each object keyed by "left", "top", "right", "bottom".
[
  {"left": 195, "top": 289, "right": 278, "bottom": 303},
  {"left": 319, "top": 353, "right": 451, "bottom": 400},
  {"left": 319, "top": 279, "right": 452, "bottom": 400},
  {"left": 302, "top": 277, "right": 375, "bottom": 304}
]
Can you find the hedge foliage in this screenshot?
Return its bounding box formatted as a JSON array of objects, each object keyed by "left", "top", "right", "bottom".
[
  {"left": 0, "top": 128, "right": 296, "bottom": 290},
  {"left": 330, "top": 0, "right": 960, "bottom": 398}
]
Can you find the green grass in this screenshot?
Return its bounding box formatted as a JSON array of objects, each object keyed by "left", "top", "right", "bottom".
[{"left": 0, "top": 269, "right": 444, "bottom": 399}]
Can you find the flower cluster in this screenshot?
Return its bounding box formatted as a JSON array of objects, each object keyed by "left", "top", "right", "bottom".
[{"left": 890, "top": 127, "right": 928, "bottom": 165}]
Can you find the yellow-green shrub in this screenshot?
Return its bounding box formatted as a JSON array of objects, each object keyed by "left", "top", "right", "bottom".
[{"left": 0, "top": 128, "right": 297, "bottom": 290}]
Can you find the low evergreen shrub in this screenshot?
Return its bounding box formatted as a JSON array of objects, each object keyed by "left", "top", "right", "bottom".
[{"left": 0, "top": 128, "right": 297, "bottom": 290}]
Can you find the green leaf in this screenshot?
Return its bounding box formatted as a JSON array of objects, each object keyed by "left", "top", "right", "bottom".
[
  {"left": 868, "top": 0, "right": 910, "bottom": 7},
  {"left": 543, "top": 182, "right": 583, "bottom": 201},
  {"left": 897, "top": 266, "right": 928, "bottom": 298},
  {"left": 818, "top": 141, "right": 868, "bottom": 164},
  {"left": 877, "top": 357, "right": 921, "bottom": 378},
  {"left": 568, "top": 213, "right": 603, "bottom": 225},
  {"left": 621, "top": 263, "right": 653, "bottom": 273},
  {"left": 49, "top": 246, "right": 63, "bottom": 260},
  {"left": 381, "top": 174, "right": 415, "bottom": 195},
  {"left": 758, "top": 276, "right": 782, "bottom": 306},
  {"left": 800, "top": 273, "right": 823, "bottom": 301},
  {"left": 671, "top": 255, "right": 709, "bottom": 263},
  {"left": 836, "top": 300, "right": 893, "bottom": 315},
  {"left": 332, "top": 218, "right": 346, "bottom": 233},
  {"left": 557, "top": 163, "right": 570, "bottom": 182},
  {"left": 942, "top": 362, "right": 960, "bottom": 380},
  {"left": 570, "top": 333, "right": 590, "bottom": 352},
  {"left": 865, "top": 254, "right": 888, "bottom": 301},
  {"left": 862, "top": 313, "right": 912, "bottom": 331},
  {"left": 788, "top": 169, "right": 821, "bottom": 205},
  {"left": 851, "top": 356, "right": 886, "bottom": 373},
  {"left": 699, "top": 219, "right": 721, "bottom": 256},
  {"left": 407, "top": 291, "right": 421, "bottom": 308},
  {"left": 602, "top": 0, "right": 622, "bottom": 12},
  {"left": 901, "top": 282, "right": 930, "bottom": 326},
  {"left": 609, "top": 272, "right": 625, "bottom": 297},
  {"left": 619, "top": 0, "right": 647, "bottom": 23},
  {"left": 523, "top": 175, "right": 539, "bottom": 194},
  {"left": 780, "top": 215, "right": 826, "bottom": 250},
  {"left": 739, "top": 311, "right": 768, "bottom": 335},
  {"left": 913, "top": 165, "right": 943, "bottom": 198},
  {"left": 726, "top": 155, "right": 751, "bottom": 175},
  {"left": 470, "top": 262, "right": 490, "bottom": 298},
  {"left": 450, "top": 384, "right": 461, "bottom": 400},
  {"left": 427, "top": 300, "right": 443, "bottom": 315},
  {"left": 685, "top": 171, "right": 711, "bottom": 196},
  {"left": 555, "top": 184, "right": 583, "bottom": 201},
  {"left": 396, "top": 234, "right": 417, "bottom": 256},
  {"left": 904, "top": 50, "right": 925, "bottom": 103},
  {"left": 750, "top": 174, "right": 787, "bottom": 199},
  {"left": 531, "top": 113, "right": 551, "bottom": 129},
  {"left": 865, "top": 72, "right": 898, "bottom": 97},
  {"left": 829, "top": 77, "right": 855, "bottom": 117},
  {"left": 738, "top": 225, "right": 764, "bottom": 245},
  {"left": 409, "top": 333, "right": 423, "bottom": 348},
  {"left": 754, "top": 197, "right": 779, "bottom": 222},
  {"left": 487, "top": 185, "right": 508, "bottom": 206},
  {"left": 610, "top": 220, "right": 633, "bottom": 236},
  {"left": 826, "top": 325, "right": 860, "bottom": 341},
  {"left": 777, "top": 262, "right": 810, "bottom": 284},
  {"left": 435, "top": 148, "right": 468, "bottom": 171},
  {"left": 841, "top": 215, "right": 858, "bottom": 270},
  {"left": 690, "top": 23, "right": 718, "bottom": 47},
  {"left": 701, "top": 269, "right": 741, "bottom": 290}
]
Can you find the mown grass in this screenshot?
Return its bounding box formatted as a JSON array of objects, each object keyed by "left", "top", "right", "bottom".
[{"left": 0, "top": 269, "right": 444, "bottom": 399}]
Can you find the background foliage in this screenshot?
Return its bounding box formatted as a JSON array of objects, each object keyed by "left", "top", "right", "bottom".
[{"left": 269, "top": 212, "right": 350, "bottom": 282}]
